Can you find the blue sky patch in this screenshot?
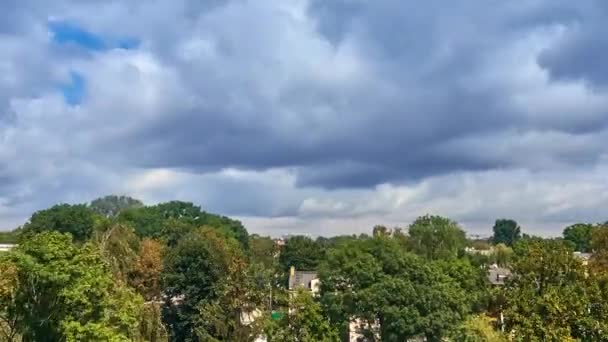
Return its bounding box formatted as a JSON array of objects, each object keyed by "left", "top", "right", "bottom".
[
  {"left": 48, "top": 21, "right": 140, "bottom": 51},
  {"left": 61, "top": 71, "right": 85, "bottom": 106}
]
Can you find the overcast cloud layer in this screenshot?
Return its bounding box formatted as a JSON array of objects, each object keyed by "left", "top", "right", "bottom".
[{"left": 1, "top": 0, "right": 607, "bottom": 236}]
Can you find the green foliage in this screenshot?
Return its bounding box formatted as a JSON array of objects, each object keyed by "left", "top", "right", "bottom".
[
  {"left": 0, "top": 257, "right": 19, "bottom": 341},
  {"left": 492, "top": 219, "right": 521, "bottom": 247},
  {"left": 139, "top": 302, "right": 169, "bottom": 342},
  {"left": 562, "top": 223, "right": 595, "bottom": 252},
  {"left": 90, "top": 195, "right": 144, "bottom": 218},
  {"left": 319, "top": 236, "right": 469, "bottom": 341},
  {"left": 491, "top": 243, "right": 514, "bottom": 267},
  {"left": 94, "top": 221, "right": 141, "bottom": 281},
  {"left": 119, "top": 206, "right": 166, "bottom": 238},
  {"left": 119, "top": 201, "right": 249, "bottom": 248},
  {"left": 0, "top": 230, "right": 19, "bottom": 244},
  {"left": 504, "top": 238, "right": 608, "bottom": 341},
  {"left": 22, "top": 203, "right": 98, "bottom": 242},
  {"left": 450, "top": 314, "right": 505, "bottom": 342},
  {"left": 266, "top": 289, "right": 339, "bottom": 342},
  {"left": 590, "top": 225, "right": 608, "bottom": 273},
  {"left": 162, "top": 228, "right": 262, "bottom": 341},
  {"left": 408, "top": 215, "right": 467, "bottom": 260},
  {"left": 432, "top": 258, "right": 489, "bottom": 312},
  {"left": 279, "top": 236, "right": 324, "bottom": 272},
  {"left": 3, "top": 232, "right": 143, "bottom": 341},
  {"left": 249, "top": 234, "right": 279, "bottom": 270}
]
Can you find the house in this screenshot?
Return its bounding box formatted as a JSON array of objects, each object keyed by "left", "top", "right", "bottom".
[
  {"left": 465, "top": 246, "right": 495, "bottom": 256},
  {"left": 288, "top": 266, "right": 319, "bottom": 294},
  {"left": 0, "top": 244, "right": 15, "bottom": 252},
  {"left": 488, "top": 264, "right": 511, "bottom": 286}
]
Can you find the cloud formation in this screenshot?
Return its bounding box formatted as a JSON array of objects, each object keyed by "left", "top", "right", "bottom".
[{"left": 1, "top": 0, "right": 607, "bottom": 235}]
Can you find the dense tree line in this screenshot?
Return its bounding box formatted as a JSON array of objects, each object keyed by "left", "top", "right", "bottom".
[{"left": 1, "top": 196, "right": 608, "bottom": 341}]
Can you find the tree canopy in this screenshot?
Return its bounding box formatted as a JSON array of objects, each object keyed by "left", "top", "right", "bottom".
[
  {"left": 491, "top": 219, "right": 521, "bottom": 247},
  {"left": 563, "top": 223, "right": 595, "bottom": 252},
  {"left": 1, "top": 232, "right": 142, "bottom": 341},
  {"left": 408, "top": 215, "right": 466, "bottom": 260},
  {"left": 90, "top": 195, "right": 144, "bottom": 217},
  {"left": 22, "top": 203, "right": 98, "bottom": 242},
  {"left": 4, "top": 198, "right": 607, "bottom": 342}
]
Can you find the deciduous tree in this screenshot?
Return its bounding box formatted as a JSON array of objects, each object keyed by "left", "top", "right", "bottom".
[
  {"left": 492, "top": 219, "right": 521, "bottom": 247},
  {"left": 22, "top": 204, "right": 98, "bottom": 242},
  {"left": 563, "top": 223, "right": 595, "bottom": 252},
  {"left": 408, "top": 215, "right": 466, "bottom": 260},
  {"left": 4, "top": 232, "right": 142, "bottom": 341}
]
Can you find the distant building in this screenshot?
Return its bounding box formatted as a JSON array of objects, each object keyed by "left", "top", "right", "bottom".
[
  {"left": 488, "top": 264, "right": 511, "bottom": 286},
  {"left": 465, "top": 246, "right": 495, "bottom": 256},
  {"left": 288, "top": 266, "right": 319, "bottom": 294},
  {"left": 0, "top": 244, "right": 15, "bottom": 252}
]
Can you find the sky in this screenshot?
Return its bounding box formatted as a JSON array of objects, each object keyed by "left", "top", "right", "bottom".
[{"left": 1, "top": 0, "right": 607, "bottom": 237}]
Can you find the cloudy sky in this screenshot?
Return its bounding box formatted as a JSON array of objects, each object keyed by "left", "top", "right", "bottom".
[{"left": 1, "top": 0, "right": 607, "bottom": 236}]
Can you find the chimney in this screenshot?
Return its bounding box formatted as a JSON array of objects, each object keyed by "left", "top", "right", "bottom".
[{"left": 290, "top": 266, "right": 295, "bottom": 277}]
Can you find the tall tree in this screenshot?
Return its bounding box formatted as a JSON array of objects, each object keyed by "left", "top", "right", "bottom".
[
  {"left": 450, "top": 315, "right": 505, "bottom": 342},
  {"left": 130, "top": 239, "right": 165, "bottom": 301},
  {"left": 22, "top": 204, "right": 98, "bottom": 242},
  {"left": 249, "top": 234, "right": 279, "bottom": 270},
  {"left": 589, "top": 225, "right": 608, "bottom": 273},
  {"left": 94, "top": 221, "right": 140, "bottom": 281},
  {"left": 563, "top": 223, "right": 595, "bottom": 252},
  {"left": 491, "top": 219, "right": 521, "bottom": 247},
  {"left": 279, "top": 236, "right": 324, "bottom": 272},
  {"left": 266, "top": 289, "right": 339, "bottom": 342},
  {"left": 491, "top": 243, "right": 513, "bottom": 267},
  {"left": 119, "top": 201, "right": 249, "bottom": 248},
  {"left": 319, "top": 237, "right": 468, "bottom": 341},
  {"left": 90, "top": 195, "right": 144, "bottom": 217},
  {"left": 408, "top": 215, "right": 466, "bottom": 260},
  {"left": 0, "top": 258, "right": 19, "bottom": 341},
  {"left": 4, "top": 232, "right": 142, "bottom": 341},
  {"left": 162, "top": 228, "right": 261, "bottom": 341},
  {"left": 504, "top": 239, "right": 602, "bottom": 340}
]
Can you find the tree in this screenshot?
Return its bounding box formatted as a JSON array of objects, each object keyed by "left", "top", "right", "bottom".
[
  {"left": 408, "top": 215, "right": 466, "bottom": 260},
  {"left": 266, "top": 289, "right": 339, "bottom": 342},
  {"left": 249, "top": 234, "right": 279, "bottom": 270},
  {"left": 0, "top": 258, "right": 19, "bottom": 341},
  {"left": 279, "top": 236, "right": 324, "bottom": 272},
  {"left": 450, "top": 315, "right": 505, "bottom": 342},
  {"left": 563, "top": 223, "right": 595, "bottom": 252},
  {"left": 0, "top": 230, "right": 19, "bottom": 244},
  {"left": 432, "top": 258, "right": 489, "bottom": 312},
  {"left": 162, "top": 228, "right": 262, "bottom": 341},
  {"left": 491, "top": 243, "right": 513, "bottom": 267},
  {"left": 589, "top": 225, "right": 608, "bottom": 273},
  {"left": 119, "top": 201, "right": 249, "bottom": 248},
  {"left": 4, "top": 232, "right": 142, "bottom": 341},
  {"left": 130, "top": 239, "right": 165, "bottom": 301},
  {"left": 119, "top": 206, "right": 167, "bottom": 238},
  {"left": 139, "top": 302, "right": 169, "bottom": 342},
  {"left": 21, "top": 204, "right": 98, "bottom": 242},
  {"left": 94, "top": 221, "right": 140, "bottom": 281},
  {"left": 491, "top": 219, "right": 521, "bottom": 247},
  {"left": 504, "top": 239, "right": 596, "bottom": 340},
  {"left": 90, "top": 195, "right": 144, "bottom": 217},
  {"left": 319, "top": 237, "right": 469, "bottom": 341}
]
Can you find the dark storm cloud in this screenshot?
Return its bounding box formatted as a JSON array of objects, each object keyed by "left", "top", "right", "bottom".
[
  {"left": 89, "top": 0, "right": 608, "bottom": 189},
  {"left": 2, "top": 0, "right": 608, "bottom": 232}
]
